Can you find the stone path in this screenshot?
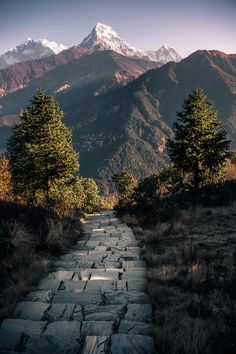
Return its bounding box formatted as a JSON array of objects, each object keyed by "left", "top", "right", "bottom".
[{"left": 0, "top": 211, "right": 154, "bottom": 354}]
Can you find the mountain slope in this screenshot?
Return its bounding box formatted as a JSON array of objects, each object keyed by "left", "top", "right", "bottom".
[
  {"left": 0, "top": 46, "right": 89, "bottom": 96},
  {"left": 63, "top": 50, "right": 236, "bottom": 188},
  {"left": 0, "top": 38, "right": 67, "bottom": 70},
  {"left": 1, "top": 50, "right": 235, "bottom": 191},
  {"left": 0, "top": 50, "right": 160, "bottom": 149},
  {"left": 80, "top": 23, "right": 182, "bottom": 64}
]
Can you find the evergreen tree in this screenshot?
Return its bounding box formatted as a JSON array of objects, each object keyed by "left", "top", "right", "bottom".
[
  {"left": 167, "top": 88, "right": 230, "bottom": 190},
  {"left": 112, "top": 170, "right": 138, "bottom": 208},
  {"left": 7, "top": 89, "right": 79, "bottom": 206}
]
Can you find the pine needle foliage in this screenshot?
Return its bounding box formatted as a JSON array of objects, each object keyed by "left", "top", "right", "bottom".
[
  {"left": 167, "top": 88, "right": 230, "bottom": 190},
  {"left": 7, "top": 89, "right": 79, "bottom": 207}
]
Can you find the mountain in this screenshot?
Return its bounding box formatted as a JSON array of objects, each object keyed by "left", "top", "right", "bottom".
[
  {"left": 1, "top": 50, "right": 235, "bottom": 191},
  {"left": 80, "top": 23, "right": 182, "bottom": 64},
  {"left": 0, "top": 46, "right": 89, "bottom": 96},
  {"left": 0, "top": 49, "right": 160, "bottom": 150},
  {"left": 0, "top": 38, "right": 68, "bottom": 70},
  {"left": 144, "top": 45, "right": 182, "bottom": 63}
]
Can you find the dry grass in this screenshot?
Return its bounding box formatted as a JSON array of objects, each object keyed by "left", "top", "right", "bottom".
[
  {"left": 133, "top": 205, "right": 236, "bottom": 354},
  {"left": 0, "top": 201, "right": 81, "bottom": 320}
]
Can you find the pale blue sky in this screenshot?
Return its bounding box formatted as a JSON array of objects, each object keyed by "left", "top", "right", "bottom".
[{"left": 0, "top": 0, "right": 236, "bottom": 57}]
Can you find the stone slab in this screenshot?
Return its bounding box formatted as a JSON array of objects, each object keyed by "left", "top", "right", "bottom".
[
  {"left": 43, "top": 320, "right": 81, "bottom": 338},
  {"left": 0, "top": 330, "right": 22, "bottom": 351},
  {"left": 121, "top": 270, "right": 147, "bottom": 281},
  {"left": 85, "top": 280, "right": 116, "bottom": 293},
  {"left": 84, "top": 305, "right": 125, "bottom": 321},
  {"left": 116, "top": 280, "right": 127, "bottom": 291},
  {"left": 46, "top": 303, "right": 75, "bottom": 321},
  {"left": 14, "top": 301, "right": 49, "bottom": 320},
  {"left": 27, "top": 290, "right": 52, "bottom": 303},
  {"left": 127, "top": 279, "right": 147, "bottom": 292},
  {"left": 38, "top": 278, "right": 61, "bottom": 294},
  {"left": 104, "top": 291, "right": 149, "bottom": 305},
  {"left": 73, "top": 305, "right": 84, "bottom": 321},
  {"left": 47, "top": 270, "right": 74, "bottom": 281},
  {"left": 110, "top": 334, "right": 154, "bottom": 354},
  {"left": 1, "top": 319, "right": 46, "bottom": 335},
  {"left": 82, "top": 336, "right": 108, "bottom": 354},
  {"left": 25, "top": 335, "right": 82, "bottom": 354},
  {"left": 125, "top": 304, "right": 153, "bottom": 323},
  {"left": 53, "top": 291, "right": 102, "bottom": 305},
  {"left": 118, "top": 320, "right": 153, "bottom": 335},
  {"left": 122, "top": 261, "right": 146, "bottom": 269},
  {"left": 59, "top": 280, "right": 86, "bottom": 292},
  {"left": 90, "top": 270, "right": 119, "bottom": 281},
  {"left": 81, "top": 321, "right": 114, "bottom": 336}
]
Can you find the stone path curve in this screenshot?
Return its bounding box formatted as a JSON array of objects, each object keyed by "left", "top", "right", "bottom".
[{"left": 0, "top": 211, "right": 154, "bottom": 354}]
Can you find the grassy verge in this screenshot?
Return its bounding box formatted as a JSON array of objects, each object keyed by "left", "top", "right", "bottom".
[
  {"left": 121, "top": 205, "right": 236, "bottom": 354},
  {"left": 0, "top": 201, "right": 81, "bottom": 320}
]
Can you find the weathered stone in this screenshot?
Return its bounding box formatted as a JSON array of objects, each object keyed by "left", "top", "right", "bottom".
[
  {"left": 118, "top": 320, "right": 153, "bottom": 335},
  {"left": 110, "top": 334, "right": 154, "bottom": 354},
  {"left": 104, "top": 291, "right": 149, "bottom": 305},
  {"left": 121, "top": 270, "right": 147, "bottom": 281},
  {"left": 127, "top": 279, "right": 147, "bottom": 292},
  {"left": 54, "top": 260, "right": 77, "bottom": 268},
  {"left": 1, "top": 319, "right": 46, "bottom": 335},
  {"left": 86, "top": 241, "right": 101, "bottom": 249},
  {"left": 76, "top": 261, "right": 94, "bottom": 268},
  {"left": 0, "top": 330, "right": 22, "bottom": 351},
  {"left": 82, "top": 336, "right": 108, "bottom": 354},
  {"left": 72, "top": 250, "right": 89, "bottom": 257},
  {"left": 116, "top": 280, "right": 127, "bottom": 291},
  {"left": 43, "top": 320, "right": 81, "bottom": 338},
  {"left": 53, "top": 291, "right": 102, "bottom": 305},
  {"left": 27, "top": 290, "right": 52, "bottom": 303},
  {"left": 38, "top": 278, "right": 61, "bottom": 294},
  {"left": 84, "top": 305, "right": 125, "bottom": 321},
  {"left": 90, "top": 270, "right": 119, "bottom": 281},
  {"left": 46, "top": 303, "right": 75, "bottom": 321},
  {"left": 81, "top": 321, "right": 114, "bottom": 336},
  {"left": 92, "top": 246, "right": 107, "bottom": 252},
  {"left": 60, "top": 253, "right": 74, "bottom": 261},
  {"left": 25, "top": 335, "right": 82, "bottom": 354},
  {"left": 125, "top": 304, "right": 153, "bottom": 323},
  {"left": 59, "top": 280, "right": 86, "bottom": 292},
  {"left": 103, "top": 261, "right": 121, "bottom": 269},
  {"left": 73, "top": 305, "right": 84, "bottom": 321},
  {"left": 85, "top": 280, "right": 116, "bottom": 293},
  {"left": 14, "top": 301, "right": 49, "bottom": 320},
  {"left": 47, "top": 270, "right": 74, "bottom": 281},
  {"left": 122, "top": 260, "right": 146, "bottom": 269}
]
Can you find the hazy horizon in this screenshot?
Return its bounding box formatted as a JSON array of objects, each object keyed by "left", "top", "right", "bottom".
[{"left": 1, "top": 0, "right": 236, "bottom": 57}]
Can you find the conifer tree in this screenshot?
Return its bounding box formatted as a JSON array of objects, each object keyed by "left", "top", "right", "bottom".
[
  {"left": 7, "top": 89, "right": 79, "bottom": 205},
  {"left": 167, "top": 88, "right": 230, "bottom": 190}
]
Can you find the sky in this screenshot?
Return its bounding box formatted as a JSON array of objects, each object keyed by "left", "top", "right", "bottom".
[{"left": 0, "top": 0, "right": 236, "bottom": 57}]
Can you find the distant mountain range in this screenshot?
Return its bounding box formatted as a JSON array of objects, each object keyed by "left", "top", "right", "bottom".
[
  {"left": 0, "top": 23, "right": 182, "bottom": 72},
  {"left": 80, "top": 23, "right": 182, "bottom": 63},
  {"left": 0, "top": 24, "right": 235, "bottom": 191},
  {"left": 0, "top": 38, "right": 68, "bottom": 70}
]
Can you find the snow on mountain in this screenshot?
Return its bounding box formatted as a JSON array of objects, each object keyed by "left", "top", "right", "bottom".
[
  {"left": 144, "top": 45, "right": 182, "bottom": 64},
  {"left": 80, "top": 23, "right": 145, "bottom": 59},
  {"left": 80, "top": 23, "right": 182, "bottom": 64},
  {"left": 0, "top": 38, "right": 67, "bottom": 70}
]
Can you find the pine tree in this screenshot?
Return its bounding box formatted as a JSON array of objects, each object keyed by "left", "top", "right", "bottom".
[
  {"left": 7, "top": 89, "right": 79, "bottom": 206},
  {"left": 167, "top": 88, "right": 230, "bottom": 190}
]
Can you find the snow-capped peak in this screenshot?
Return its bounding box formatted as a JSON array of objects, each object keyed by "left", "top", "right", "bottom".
[
  {"left": 80, "top": 23, "right": 182, "bottom": 64},
  {"left": 80, "top": 22, "right": 146, "bottom": 59},
  {"left": 0, "top": 38, "right": 68, "bottom": 70}
]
